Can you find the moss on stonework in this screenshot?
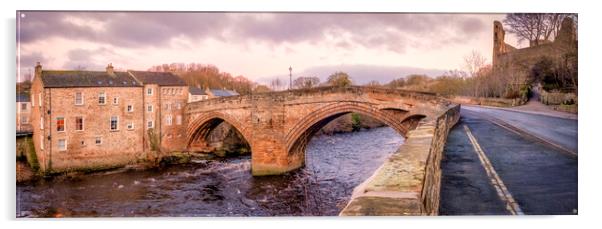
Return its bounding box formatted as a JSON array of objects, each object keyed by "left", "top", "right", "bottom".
[{"left": 24, "top": 137, "right": 40, "bottom": 173}]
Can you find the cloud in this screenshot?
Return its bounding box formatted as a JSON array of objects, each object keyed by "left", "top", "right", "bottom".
[
  {"left": 18, "top": 51, "right": 49, "bottom": 69},
  {"left": 18, "top": 12, "right": 486, "bottom": 53}
]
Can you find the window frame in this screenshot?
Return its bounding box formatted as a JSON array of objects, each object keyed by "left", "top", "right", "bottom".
[
  {"left": 75, "top": 116, "right": 84, "bottom": 131},
  {"left": 166, "top": 115, "right": 172, "bottom": 126},
  {"left": 95, "top": 136, "right": 102, "bottom": 145},
  {"left": 98, "top": 92, "right": 106, "bottom": 105},
  {"left": 147, "top": 88, "right": 153, "bottom": 96},
  {"left": 147, "top": 104, "right": 153, "bottom": 112},
  {"left": 147, "top": 120, "right": 154, "bottom": 128},
  {"left": 58, "top": 139, "right": 67, "bottom": 151},
  {"left": 127, "top": 122, "right": 135, "bottom": 130},
  {"left": 113, "top": 97, "right": 119, "bottom": 105},
  {"left": 56, "top": 117, "right": 65, "bottom": 132},
  {"left": 75, "top": 92, "right": 84, "bottom": 105},
  {"left": 110, "top": 116, "right": 119, "bottom": 131},
  {"left": 127, "top": 104, "right": 134, "bottom": 112}
]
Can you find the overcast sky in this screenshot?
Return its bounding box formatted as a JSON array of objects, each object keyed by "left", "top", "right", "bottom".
[{"left": 16, "top": 12, "right": 521, "bottom": 84}]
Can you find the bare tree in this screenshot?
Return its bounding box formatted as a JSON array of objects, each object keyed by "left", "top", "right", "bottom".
[
  {"left": 293, "top": 76, "right": 320, "bottom": 89},
  {"left": 463, "top": 50, "right": 486, "bottom": 78},
  {"left": 504, "top": 13, "right": 575, "bottom": 46},
  {"left": 365, "top": 80, "right": 381, "bottom": 87},
  {"left": 270, "top": 78, "right": 284, "bottom": 91}
]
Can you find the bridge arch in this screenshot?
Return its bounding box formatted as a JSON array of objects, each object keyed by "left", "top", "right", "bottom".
[
  {"left": 284, "top": 102, "right": 427, "bottom": 159},
  {"left": 185, "top": 111, "right": 252, "bottom": 152}
]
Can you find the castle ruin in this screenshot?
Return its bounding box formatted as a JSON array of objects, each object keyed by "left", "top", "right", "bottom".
[{"left": 492, "top": 17, "right": 577, "bottom": 89}]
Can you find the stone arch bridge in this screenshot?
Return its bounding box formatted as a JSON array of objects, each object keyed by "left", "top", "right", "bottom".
[{"left": 185, "top": 86, "right": 458, "bottom": 178}]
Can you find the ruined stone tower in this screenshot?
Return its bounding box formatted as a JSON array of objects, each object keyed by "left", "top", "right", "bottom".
[{"left": 492, "top": 20, "right": 516, "bottom": 67}]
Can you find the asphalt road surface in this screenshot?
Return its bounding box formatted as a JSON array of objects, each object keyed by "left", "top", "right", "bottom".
[{"left": 440, "top": 106, "right": 578, "bottom": 215}]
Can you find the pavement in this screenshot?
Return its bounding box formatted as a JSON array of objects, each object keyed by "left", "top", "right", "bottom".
[{"left": 439, "top": 106, "right": 578, "bottom": 215}]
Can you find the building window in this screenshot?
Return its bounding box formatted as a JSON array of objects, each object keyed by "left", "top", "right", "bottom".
[
  {"left": 58, "top": 139, "right": 66, "bottom": 151},
  {"left": 113, "top": 97, "right": 119, "bottom": 105},
  {"left": 40, "top": 135, "right": 44, "bottom": 150},
  {"left": 80, "top": 140, "right": 86, "bottom": 146},
  {"left": 56, "top": 117, "right": 65, "bottom": 132},
  {"left": 176, "top": 103, "right": 181, "bottom": 110},
  {"left": 176, "top": 115, "right": 182, "bottom": 125},
  {"left": 147, "top": 88, "right": 153, "bottom": 95},
  {"left": 110, "top": 116, "right": 119, "bottom": 131},
  {"left": 21, "top": 103, "right": 27, "bottom": 111},
  {"left": 147, "top": 104, "right": 153, "bottom": 112},
  {"left": 95, "top": 137, "right": 102, "bottom": 145},
  {"left": 166, "top": 115, "right": 172, "bottom": 126},
  {"left": 127, "top": 104, "right": 134, "bottom": 112},
  {"left": 75, "top": 92, "right": 84, "bottom": 105},
  {"left": 98, "top": 92, "right": 106, "bottom": 105},
  {"left": 147, "top": 121, "right": 154, "bottom": 128},
  {"left": 21, "top": 116, "right": 29, "bottom": 124},
  {"left": 75, "top": 116, "right": 84, "bottom": 131},
  {"left": 127, "top": 122, "right": 135, "bottom": 130},
  {"left": 40, "top": 117, "right": 44, "bottom": 129},
  {"left": 38, "top": 93, "right": 42, "bottom": 107}
]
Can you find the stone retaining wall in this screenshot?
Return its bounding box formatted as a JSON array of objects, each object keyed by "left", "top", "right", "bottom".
[
  {"left": 446, "top": 95, "right": 524, "bottom": 107},
  {"left": 539, "top": 90, "right": 577, "bottom": 105},
  {"left": 340, "top": 104, "right": 460, "bottom": 216}
]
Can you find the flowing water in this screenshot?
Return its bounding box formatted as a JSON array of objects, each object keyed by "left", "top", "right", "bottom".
[{"left": 16, "top": 127, "right": 403, "bottom": 217}]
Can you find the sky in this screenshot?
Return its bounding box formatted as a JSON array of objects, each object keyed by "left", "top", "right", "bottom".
[{"left": 16, "top": 12, "right": 522, "bottom": 85}]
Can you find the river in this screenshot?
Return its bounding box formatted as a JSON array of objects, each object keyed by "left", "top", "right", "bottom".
[{"left": 16, "top": 127, "right": 404, "bottom": 217}]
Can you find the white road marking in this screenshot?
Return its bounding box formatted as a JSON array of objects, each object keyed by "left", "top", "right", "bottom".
[{"left": 463, "top": 124, "right": 525, "bottom": 215}]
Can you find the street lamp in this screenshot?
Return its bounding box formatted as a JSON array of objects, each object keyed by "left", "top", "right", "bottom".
[{"left": 289, "top": 66, "right": 292, "bottom": 90}]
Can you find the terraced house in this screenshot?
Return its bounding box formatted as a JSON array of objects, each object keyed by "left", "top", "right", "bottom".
[{"left": 30, "top": 63, "right": 188, "bottom": 173}]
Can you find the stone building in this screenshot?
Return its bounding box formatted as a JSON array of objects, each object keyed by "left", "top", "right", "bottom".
[
  {"left": 129, "top": 71, "right": 189, "bottom": 152},
  {"left": 492, "top": 17, "right": 577, "bottom": 81},
  {"left": 16, "top": 92, "right": 32, "bottom": 133},
  {"left": 188, "top": 87, "right": 209, "bottom": 103},
  {"left": 30, "top": 63, "right": 189, "bottom": 173}
]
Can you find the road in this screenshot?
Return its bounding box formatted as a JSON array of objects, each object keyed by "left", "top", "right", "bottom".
[{"left": 439, "top": 105, "right": 578, "bottom": 215}]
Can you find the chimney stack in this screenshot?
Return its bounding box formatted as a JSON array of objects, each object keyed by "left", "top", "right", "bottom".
[
  {"left": 106, "top": 63, "right": 115, "bottom": 76},
  {"left": 34, "top": 62, "right": 42, "bottom": 77}
]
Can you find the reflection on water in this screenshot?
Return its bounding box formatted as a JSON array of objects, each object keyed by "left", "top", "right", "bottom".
[{"left": 17, "top": 127, "right": 403, "bottom": 217}]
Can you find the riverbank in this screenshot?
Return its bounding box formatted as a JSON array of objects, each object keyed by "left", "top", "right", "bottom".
[{"left": 17, "top": 127, "right": 403, "bottom": 217}]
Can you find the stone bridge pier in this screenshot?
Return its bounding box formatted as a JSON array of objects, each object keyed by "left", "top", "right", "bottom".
[{"left": 186, "top": 86, "right": 455, "bottom": 176}]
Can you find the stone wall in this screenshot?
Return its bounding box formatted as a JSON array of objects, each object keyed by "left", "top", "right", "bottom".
[
  {"left": 446, "top": 95, "right": 524, "bottom": 107},
  {"left": 340, "top": 104, "right": 460, "bottom": 216},
  {"left": 40, "top": 87, "right": 146, "bottom": 172},
  {"left": 539, "top": 89, "right": 577, "bottom": 105}
]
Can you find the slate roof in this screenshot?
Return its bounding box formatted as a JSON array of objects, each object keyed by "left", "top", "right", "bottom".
[
  {"left": 189, "top": 87, "right": 208, "bottom": 95},
  {"left": 210, "top": 89, "right": 239, "bottom": 97},
  {"left": 40, "top": 71, "right": 141, "bottom": 88},
  {"left": 16, "top": 93, "right": 30, "bottom": 102},
  {"left": 128, "top": 71, "right": 187, "bottom": 86}
]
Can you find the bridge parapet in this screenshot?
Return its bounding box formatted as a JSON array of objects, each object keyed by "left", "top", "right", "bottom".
[
  {"left": 340, "top": 104, "right": 460, "bottom": 216},
  {"left": 186, "top": 86, "right": 450, "bottom": 112}
]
